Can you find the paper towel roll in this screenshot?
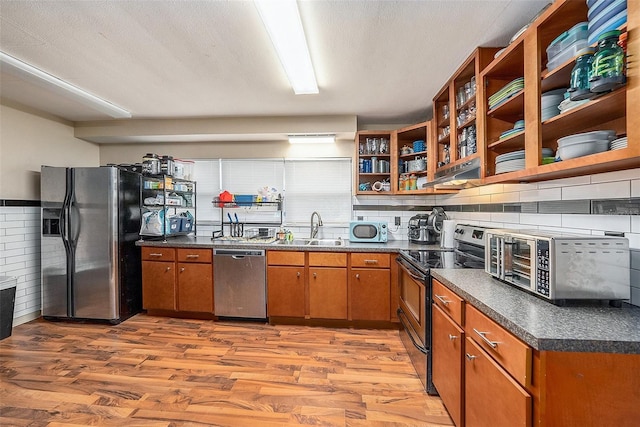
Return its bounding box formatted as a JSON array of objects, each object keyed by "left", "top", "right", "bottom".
[{"left": 440, "top": 220, "right": 457, "bottom": 249}]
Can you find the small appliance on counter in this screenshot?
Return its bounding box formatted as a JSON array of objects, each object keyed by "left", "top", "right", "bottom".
[
  {"left": 485, "top": 229, "right": 630, "bottom": 305},
  {"left": 349, "top": 221, "right": 388, "bottom": 242},
  {"left": 408, "top": 207, "right": 447, "bottom": 244}
]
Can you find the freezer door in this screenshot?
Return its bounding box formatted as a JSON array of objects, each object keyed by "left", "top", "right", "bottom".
[
  {"left": 71, "top": 167, "right": 119, "bottom": 320},
  {"left": 41, "top": 166, "right": 70, "bottom": 318}
]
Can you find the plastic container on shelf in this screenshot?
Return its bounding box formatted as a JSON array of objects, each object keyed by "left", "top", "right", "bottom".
[
  {"left": 590, "top": 30, "right": 626, "bottom": 93},
  {"left": 547, "top": 39, "right": 589, "bottom": 72},
  {"left": 568, "top": 48, "right": 596, "bottom": 101},
  {"left": 546, "top": 22, "right": 588, "bottom": 60}
]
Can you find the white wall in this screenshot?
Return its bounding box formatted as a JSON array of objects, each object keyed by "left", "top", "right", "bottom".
[
  {"left": 0, "top": 104, "right": 100, "bottom": 326},
  {"left": 0, "top": 104, "right": 100, "bottom": 200}
]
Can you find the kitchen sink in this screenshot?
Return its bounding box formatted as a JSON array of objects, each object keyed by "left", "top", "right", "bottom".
[
  {"left": 272, "top": 238, "right": 343, "bottom": 246},
  {"left": 307, "top": 239, "right": 343, "bottom": 246}
]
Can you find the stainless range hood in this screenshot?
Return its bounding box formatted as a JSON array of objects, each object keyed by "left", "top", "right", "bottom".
[{"left": 422, "top": 157, "right": 481, "bottom": 190}]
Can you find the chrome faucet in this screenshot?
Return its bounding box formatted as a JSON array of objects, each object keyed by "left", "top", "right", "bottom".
[{"left": 310, "top": 211, "right": 323, "bottom": 239}]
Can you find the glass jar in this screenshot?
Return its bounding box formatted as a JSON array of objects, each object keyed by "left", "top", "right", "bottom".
[
  {"left": 590, "top": 30, "right": 626, "bottom": 93},
  {"left": 568, "top": 47, "right": 595, "bottom": 101}
]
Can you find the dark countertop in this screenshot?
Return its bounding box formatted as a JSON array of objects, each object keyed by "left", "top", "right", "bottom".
[
  {"left": 136, "top": 235, "right": 443, "bottom": 253},
  {"left": 431, "top": 269, "right": 640, "bottom": 354}
]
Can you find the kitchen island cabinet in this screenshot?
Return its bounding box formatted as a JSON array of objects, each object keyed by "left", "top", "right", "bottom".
[{"left": 431, "top": 270, "right": 640, "bottom": 427}]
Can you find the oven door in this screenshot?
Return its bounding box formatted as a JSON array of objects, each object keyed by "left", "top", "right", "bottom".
[{"left": 396, "top": 255, "right": 436, "bottom": 394}]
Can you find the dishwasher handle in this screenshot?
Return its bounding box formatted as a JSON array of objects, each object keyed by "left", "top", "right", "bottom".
[
  {"left": 232, "top": 255, "right": 245, "bottom": 260},
  {"left": 214, "top": 249, "right": 265, "bottom": 257}
]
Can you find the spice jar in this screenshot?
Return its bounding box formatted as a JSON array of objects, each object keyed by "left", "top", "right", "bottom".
[
  {"left": 590, "top": 30, "right": 626, "bottom": 93},
  {"left": 568, "top": 47, "right": 595, "bottom": 101},
  {"left": 142, "top": 153, "right": 160, "bottom": 175}
]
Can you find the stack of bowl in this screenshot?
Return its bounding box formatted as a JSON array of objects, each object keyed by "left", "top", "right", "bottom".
[
  {"left": 541, "top": 88, "right": 567, "bottom": 121},
  {"left": 556, "top": 130, "right": 615, "bottom": 160}
]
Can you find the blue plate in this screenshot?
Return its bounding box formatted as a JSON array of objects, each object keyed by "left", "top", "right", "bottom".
[{"left": 588, "top": 10, "right": 627, "bottom": 44}]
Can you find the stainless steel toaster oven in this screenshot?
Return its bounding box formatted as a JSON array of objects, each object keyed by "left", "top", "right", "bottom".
[{"left": 484, "top": 229, "right": 630, "bottom": 304}]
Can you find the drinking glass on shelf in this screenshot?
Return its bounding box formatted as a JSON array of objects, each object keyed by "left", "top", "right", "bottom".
[{"left": 379, "top": 138, "right": 388, "bottom": 154}]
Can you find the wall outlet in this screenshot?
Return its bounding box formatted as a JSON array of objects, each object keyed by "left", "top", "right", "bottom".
[
  {"left": 357, "top": 216, "right": 364, "bottom": 221},
  {"left": 395, "top": 216, "right": 401, "bottom": 226}
]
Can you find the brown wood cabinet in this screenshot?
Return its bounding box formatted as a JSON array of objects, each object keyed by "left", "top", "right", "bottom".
[
  {"left": 309, "top": 267, "right": 348, "bottom": 320},
  {"left": 142, "top": 247, "right": 214, "bottom": 314},
  {"left": 142, "top": 247, "right": 177, "bottom": 311},
  {"left": 432, "top": 303, "right": 465, "bottom": 427},
  {"left": 176, "top": 248, "right": 213, "bottom": 313},
  {"left": 350, "top": 252, "right": 391, "bottom": 321},
  {"left": 465, "top": 337, "right": 532, "bottom": 427},
  {"left": 267, "top": 250, "right": 396, "bottom": 323},
  {"left": 266, "top": 250, "right": 305, "bottom": 318}
]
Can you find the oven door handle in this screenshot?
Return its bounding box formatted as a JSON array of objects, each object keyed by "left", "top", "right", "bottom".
[
  {"left": 397, "top": 308, "right": 428, "bottom": 355},
  {"left": 396, "top": 256, "right": 427, "bottom": 281}
]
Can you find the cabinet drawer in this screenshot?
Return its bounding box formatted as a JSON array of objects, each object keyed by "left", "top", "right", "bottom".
[
  {"left": 309, "top": 252, "right": 347, "bottom": 267},
  {"left": 350, "top": 252, "right": 391, "bottom": 268},
  {"left": 267, "top": 250, "right": 305, "bottom": 266},
  {"left": 177, "top": 248, "right": 212, "bottom": 263},
  {"left": 465, "top": 304, "right": 532, "bottom": 387},
  {"left": 432, "top": 279, "right": 464, "bottom": 326},
  {"left": 142, "top": 247, "right": 176, "bottom": 261}
]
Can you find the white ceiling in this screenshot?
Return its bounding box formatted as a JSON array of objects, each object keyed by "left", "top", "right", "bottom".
[{"left": 0, "top": 0, "right": 550, "bottom": 135}]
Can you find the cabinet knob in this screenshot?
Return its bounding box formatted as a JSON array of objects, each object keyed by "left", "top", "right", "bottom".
[
  {"left": 449, "top": 334, "right": 458, "bottom": 341},
  {"left": 356, "top": 274, "right": 360, "bottom": 279},
  {"left": 465, "top": 353, "right": 477, "bottom": 361},
  {"left": 180, "top": 267, "right": 185, "bottom": 273},
  {"left": 313, "top": 272, "right": 317, "bottom": 278},
  {"left": 165, "top": 267, "right": 171, "bottom": 272},
  {"left": 297, "top": 272, "right": 301, "bottom": 277}
]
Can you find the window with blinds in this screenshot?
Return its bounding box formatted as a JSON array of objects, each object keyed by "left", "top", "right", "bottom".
[{"left": 191, "top": 158, "right": 352, "bottom": 225}]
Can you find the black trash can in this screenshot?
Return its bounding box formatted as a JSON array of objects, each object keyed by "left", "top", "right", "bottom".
[{"left": 0, "top": 277, "right": 17, "bottom": 340}]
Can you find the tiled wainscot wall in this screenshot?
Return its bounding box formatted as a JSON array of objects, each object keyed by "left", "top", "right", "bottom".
[{"left": 0, "top": 204, "right": 41, "bottom": 326}]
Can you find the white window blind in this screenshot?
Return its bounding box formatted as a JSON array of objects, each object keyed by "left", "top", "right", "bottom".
[
  {"left": 284, "top": 159, "right": 352, "bottom": 225},
  {"left": 193, "top": 160, "right": 220, "bottom": 223},
  {"left": 191, "top": 158, "right": 352, "bottom": 226}
]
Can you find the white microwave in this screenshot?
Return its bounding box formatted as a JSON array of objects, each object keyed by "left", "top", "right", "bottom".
[{"left": 349, "top": 221, "right": 388, "bottom": 243}]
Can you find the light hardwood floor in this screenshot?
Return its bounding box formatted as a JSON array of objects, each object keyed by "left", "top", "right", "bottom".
[{"left": 0, "top": 314, "right": 454, "bottom": 426}]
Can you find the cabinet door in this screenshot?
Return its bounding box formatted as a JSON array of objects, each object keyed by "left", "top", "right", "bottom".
[
  {"left": 309, "top": 267, "right": 347, "bottom": 319},
  {"left": 267, "top": 266, "right": 305, "bottom": 317},
  {"left": 432, "top": 304, "right": 464, "bottom": 427},
  {"left": 177, "top": 262, "right": 213, "bottom": 313},
  {"left": 142, "top": 261, "right": 176, "bottom": 310},
  {"left": 350, "top": 268, "right": 390, "bottom": 321},
  {"left": 465, "top": 337, "right": 531, "bottom": 427}
]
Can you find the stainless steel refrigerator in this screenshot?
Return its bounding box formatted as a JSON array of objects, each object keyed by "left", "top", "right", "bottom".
[{"left": 41, "top": 166, "right": 142, "bottom": 323}]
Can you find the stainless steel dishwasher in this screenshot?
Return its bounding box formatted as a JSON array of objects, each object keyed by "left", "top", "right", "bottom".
[{"left": 213, "top": 249, "right": 266, "bottom": 319}]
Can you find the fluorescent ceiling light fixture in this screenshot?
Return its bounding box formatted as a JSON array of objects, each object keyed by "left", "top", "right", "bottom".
[
  {"left": 0, "top": 51, "right": 131, "bottom": 119},
  {"left": 254, "top": 0, "right": 319, "bottom": 94},
  {"left": 288, "top": 134, "right": 335, "bottom": 144}
]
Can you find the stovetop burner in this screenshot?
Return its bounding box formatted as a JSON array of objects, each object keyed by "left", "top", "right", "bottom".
[{"left": 400, "top": 224, "right": 488, "bottom": 272}]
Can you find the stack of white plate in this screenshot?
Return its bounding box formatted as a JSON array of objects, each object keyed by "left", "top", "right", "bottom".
[
  {"left": 610, "top": 136, "right": 627, "bottom": 150},
  {"left": 541, "top": 88, "right": 567, "bottom": 121},
  {"left": 495, "top": 148, "right": 554, "bottom": 174},
  {"left": 557, "top": 130, "right": 615, "bottom": 160}
]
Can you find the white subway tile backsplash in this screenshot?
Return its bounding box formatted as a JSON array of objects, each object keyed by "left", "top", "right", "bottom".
[
  {"left": 478, "top": 184, "right": 504, "bottom": 195},
  {"left": 520, "top": 187, "right": 562, "bottom": 202},
  {"left": 490, "top": 191, "right": 520, "bottom": 203},
  {"left": 562, "top": 181, "right": 630, "bottom": 200},
  {"left": 520, "top": 213, "right": 562, "bottom": 227},
  {"left": 561, "top": 214, "right": 630, "bottom": 233},
  {"left": 590, "top": 168, "right": 640, "bottom": 183},
  {"left": 631, "top": 179, "right": 640, "bottom": 198},
  {"left": 490, "top": 212, "right": 521, "bottom": 223},
  {"left": 538, "top": 175, "right": 591, "bottom": 189}
]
